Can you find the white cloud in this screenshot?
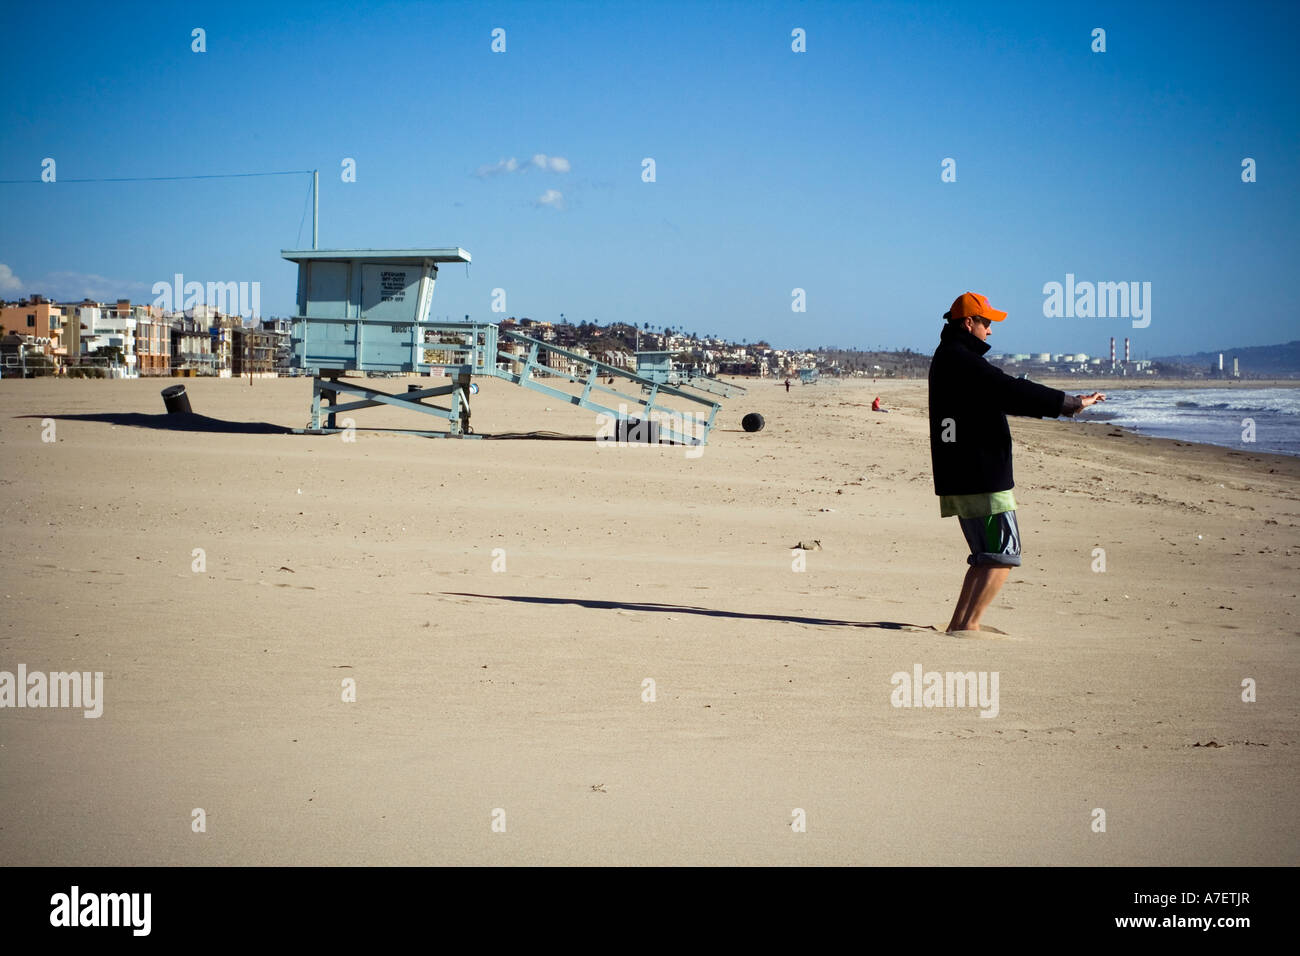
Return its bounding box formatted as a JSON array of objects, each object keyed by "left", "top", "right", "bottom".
[
  {"left": 0, "top": 263, "right": 23, "bottom": 293},
  {"left": 477, "top": 154, "right": 571, "bottom": 177},
  {"left": 536, "top": 189, "right": 565, "bottom": 210},
  {"left": 476, "top": 157, "right": 521, "bottom": 177},
  {"left": 530, "top": 153, "right": 571, "bottom": 172}
]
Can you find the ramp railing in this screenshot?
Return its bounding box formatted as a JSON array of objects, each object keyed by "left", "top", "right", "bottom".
[{"left": 494, "top": 331, "right": 719, "bottom": 445}]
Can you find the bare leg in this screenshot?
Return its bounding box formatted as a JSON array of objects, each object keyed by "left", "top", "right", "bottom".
[
  {"left": 946, "top": 567, "right": 979, "bottom": 632},
  {"left": 948, "top": 565, "right": 1011, "bottom": 632}
]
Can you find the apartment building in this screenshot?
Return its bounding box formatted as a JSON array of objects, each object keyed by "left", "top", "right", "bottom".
[
  {"left": 231, "top": 324, "right": 279, "bottom": 377},
  {"left": 0, "top": 296, "right": 65, "bottom": 359},
  {"left": 170, "top": 317, "right": 215, "bottom": 374},
  {"left": 135, "top": 308, "right": 172, "bottom": 375}
]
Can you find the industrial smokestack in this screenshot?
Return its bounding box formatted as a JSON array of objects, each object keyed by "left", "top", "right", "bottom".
[
  {"left": 1124, "top": 338, "right": 1130, "bottom": 363},
  {"left": 1110, "top": 337, "right": 1116, "bottom": 368}
]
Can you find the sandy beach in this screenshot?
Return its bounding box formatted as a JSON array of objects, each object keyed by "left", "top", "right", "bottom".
[{"left": 1, "top": 374, "right": 1296, "bottom": 865}]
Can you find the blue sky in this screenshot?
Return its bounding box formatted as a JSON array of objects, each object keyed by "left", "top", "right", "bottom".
[{"left": 1, "top": 0, "right": 1296, "bottom": 356}]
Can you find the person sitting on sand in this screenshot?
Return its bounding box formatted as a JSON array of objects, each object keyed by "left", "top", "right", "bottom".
[
  {"left": 872, "top": 396, "right": 887, "bottom": 412},
  {"left": 929, "top": 292, "right": 1104, "bottom": 633}
]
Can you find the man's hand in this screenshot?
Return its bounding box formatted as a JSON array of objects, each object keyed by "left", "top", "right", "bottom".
[{"left": 1061, "top": 392, "right": 1106, "bottom": 416}]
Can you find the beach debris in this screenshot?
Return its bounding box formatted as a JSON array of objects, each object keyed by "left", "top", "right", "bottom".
[
  {"left": 1192, "top": 740, "right": 1224, "bottom": 748},
  {"left": 278, "top": 566, "right": 295, "bottom": 573},
  {"left": 590, "top": 783, "right": 607, "bottom": 793},
  {"left": 791, "top": 540, "right": 822, "bottom": 551}
]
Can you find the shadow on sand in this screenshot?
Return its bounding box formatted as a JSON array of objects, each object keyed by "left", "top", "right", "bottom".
[
  {"left": 442, "top": 592, "right": 935, "bottom": 631},
  {"left": 25, "top": 413, "right": 633, "bottom": 441},
  {"left": 21, "top": 412, "right": 292, "bottom": 435}
]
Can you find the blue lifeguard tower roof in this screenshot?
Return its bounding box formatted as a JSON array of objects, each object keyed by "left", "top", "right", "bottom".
[{"left": 281, "top": 247, "right": 471, "bottom": 264}]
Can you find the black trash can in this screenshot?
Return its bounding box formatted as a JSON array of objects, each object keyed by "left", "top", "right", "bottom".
[
  {"left": 741, "top": 412, "right": 765, "bottom": 433},
  {"left": 161, "top": 384, "right": 192, "bottom": 414}
]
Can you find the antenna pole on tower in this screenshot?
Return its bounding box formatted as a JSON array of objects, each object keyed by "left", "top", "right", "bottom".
[{"left": 312, "top": 170, "right": 319, "bottom": 249}]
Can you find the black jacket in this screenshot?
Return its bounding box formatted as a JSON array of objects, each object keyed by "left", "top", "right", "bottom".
[{"left": 928, "top": 323, "right": 1066, "bottom": 496}]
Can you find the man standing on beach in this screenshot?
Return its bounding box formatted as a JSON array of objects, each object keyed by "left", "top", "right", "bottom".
[{"left": 929, "top": 292, "right": 1104, "bottom": 633}]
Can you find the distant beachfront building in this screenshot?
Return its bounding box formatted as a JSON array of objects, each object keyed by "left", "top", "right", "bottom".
[
  {"left": 262, "top": 318, "right": 294, "bottom": 375},
  {"left": 209, "top": 316, "right": 240, "bottom": 377},
  {"left": 170, "top": 317, "right": 215, "bottom": 375},
  {"left": 599, "top": 349, "right": 633, "bottom": 370},
  {"left": 63, "top": 299, "right": 133, "bottom": 374},
  {"left": 91, "top": 299, "right": 165, "bottom": 375},
  {"left": 0, "top": 331, "right": 55, "bottom": 376},
  {"left": 185, "top": 303, "right": 225, "bottom": 326},
  {"left": 535, "top": 343, "right": 577, "bottom": 377},
  {"left": 58, "top": 299, "right": 98, "bottom": 358},
  {"left": 231, "top": 325, "right": 278, "bottom": 377},
  {"left": 135, "top": 310, "right": 171, "bottom": 376},
  {"left": 0, "top": 296, "right": 65, "bottom": 361}
]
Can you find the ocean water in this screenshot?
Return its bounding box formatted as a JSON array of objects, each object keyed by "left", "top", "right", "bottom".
[{"left": 1078, "top": 387, "right": 1300, "bottom": 457}]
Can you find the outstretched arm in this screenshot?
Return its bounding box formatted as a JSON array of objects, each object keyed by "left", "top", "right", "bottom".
[
  {"left": 972, "top": 360, "right": 1070, "bottom": 418},
  {"left": 1061, "top": 392, "right": 1106, "bottom": 416}
]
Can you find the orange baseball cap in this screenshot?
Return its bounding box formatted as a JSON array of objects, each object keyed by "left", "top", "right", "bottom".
[{"left": 944, "top": 291, "right": 1007, "bottom": 322}]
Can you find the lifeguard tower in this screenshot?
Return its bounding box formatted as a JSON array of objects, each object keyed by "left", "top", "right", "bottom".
[
  {"left": 634, "top": 351, "right": 748, "bottom": 399},
  {"left": 284, "top": 247, "right": 724, "bottom": 445}
]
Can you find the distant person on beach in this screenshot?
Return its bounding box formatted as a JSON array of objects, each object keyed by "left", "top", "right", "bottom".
[
  {"left": 872, "top": 396, "right": 887, "bottom": 412},
  {"left": 929, "top": 292, "right": 1104, "bottom": 633},
  {"left": 785, "top": 378, "right": 791, "bottom": 392}
]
